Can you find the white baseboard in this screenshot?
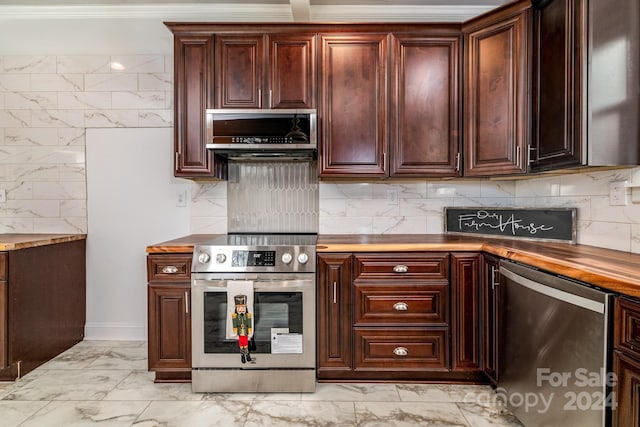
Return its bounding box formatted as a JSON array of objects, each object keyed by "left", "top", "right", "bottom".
[{"left": 84, "top": 322, "right": 146, "bottom": 341}]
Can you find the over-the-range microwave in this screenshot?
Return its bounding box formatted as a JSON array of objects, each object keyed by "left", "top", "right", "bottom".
[{"left": 205, "top": 109, "right": 317, "bottom": 161}]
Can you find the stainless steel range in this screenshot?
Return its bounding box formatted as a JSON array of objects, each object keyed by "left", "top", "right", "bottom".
[{"left": 191, "top": 233, "right": 316, "bottom": 393}]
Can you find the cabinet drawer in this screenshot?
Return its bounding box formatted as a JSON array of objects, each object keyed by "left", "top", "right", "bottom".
[
  {"left": 615, "top": 297, "right": 640, "bottom": 360},
  {"left": 354, "top": 327, "right": 448, "bottom": 370},
  {"left": 354, "top": 253, "right": 449, "bottom": 280},
  {"left": 0, "top": 252, "right": 6, "bottom": 281},
  {"left": 354, "top": 283, "right": 448, "bottom": 326},
  {"left": 147, "top": 254, "right": 192, "bottom": 283}
]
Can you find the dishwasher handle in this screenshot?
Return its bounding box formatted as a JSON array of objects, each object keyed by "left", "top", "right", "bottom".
[{"left": 500, "top": 265, "right": 606, "bottom": 314}]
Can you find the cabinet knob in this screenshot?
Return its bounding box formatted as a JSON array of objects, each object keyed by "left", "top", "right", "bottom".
[
  {"left": 393, "top": 347, "right": 409, "bottom": 356},
  {"left": 162, "top": 265, "right": 179, "bottom": 274},
  {"left": 393, "top": 302, "right": 409, "bottom": 311},
  {"left": 393, "top": 264, "right": 408, "bottom": 273}
]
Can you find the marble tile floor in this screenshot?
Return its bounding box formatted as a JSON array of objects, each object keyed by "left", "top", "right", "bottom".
[{"left": 0, "top": 340, "right": 523, "bottom": 426}]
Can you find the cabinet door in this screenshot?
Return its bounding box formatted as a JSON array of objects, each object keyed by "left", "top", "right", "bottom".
[
  {"left": 317, "top": 253, "right": 352, "bottom": 377},
  {"left": 529, "top": 0, "right": 586, "bottom": 171},
  {"left": 390, "top": 35, "right": 461, "bottom": 177},
  {"left": 148, "top": 284, "right": 191, "bottom": 376},
  {"left": 481, "top": 253, "right": 501, "bottom": 384},
  {"left": 0, "top": 280, "right": 6, "bottom": 370},
  {"left": 174, "top": 35, "right": 216, "bottom": 177},
  {"left": 268, "top": 34, "right": 316, "bottom": 109},
  {"left": 319, "top": 34, "right": 388, "bottom": 177},
  {"left": 613, "top": 350, "right": 640, "bottom": 427},
  {"left": 463, "top": 2, "right": 530, "bottom": 176},
  {"left": 215, "top": 35, "right": 264, "bottom": 108},
  {"left": 451, "top": 253, "right": 481, "bottom": 372}
]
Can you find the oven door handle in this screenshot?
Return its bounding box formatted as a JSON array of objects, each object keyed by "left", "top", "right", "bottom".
[{"left": 192, "top": 280, "right": 314, "bottom": 292}]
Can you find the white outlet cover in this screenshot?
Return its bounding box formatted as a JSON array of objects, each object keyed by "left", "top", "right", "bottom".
[{"left": 609, "top": 181, "right": 628, "bottom": 206}]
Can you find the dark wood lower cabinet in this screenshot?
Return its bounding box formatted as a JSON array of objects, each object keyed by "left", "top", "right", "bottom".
[
  {"left": 148, "top": 284, "right": 191, "bottom": 382},
  {"left": 481, "top": 253, "right": 501, "bottom": 384},
  {"left": 451, "top": 253, "right": 482, "bottom": 374},
  {"left": 317, "top": 253, "right": 353, "bottom": 379},
  {"left": 613, "top": 350, "right": 640, "bottom": 427},
  {"left": 0, "top": 239, "right": 86, "bottom": 380},
  {"left": 147, "top": 253, "right": 192, "bottom": 382},
  {"left": 318, "top": 251, "right": 484, "bottom": 382}
]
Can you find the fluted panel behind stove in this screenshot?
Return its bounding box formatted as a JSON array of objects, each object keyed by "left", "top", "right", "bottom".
[{"left": 227, "top": 160, "right": 319, "bottom": 233}]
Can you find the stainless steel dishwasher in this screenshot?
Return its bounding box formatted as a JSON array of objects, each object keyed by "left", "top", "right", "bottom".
[{"left": 499, "top": 260, "right": 614, "bottom": 427}]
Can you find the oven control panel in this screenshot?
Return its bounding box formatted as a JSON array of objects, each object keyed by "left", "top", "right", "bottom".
[{"left": 192, "top": 245, "right": 316, "bottom": 273}]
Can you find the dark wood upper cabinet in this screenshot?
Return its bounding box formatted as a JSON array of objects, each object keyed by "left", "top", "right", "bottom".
[
  {"left": 215, "top": 33, "right": 316, "bottom": 109},
  {"left": 269, "top": 34, "right": 317, "bottom": 109},
  {"left": 319, "top": 34, "right": 389, "bottom": 177},
  {"left": 463, "top": 0, "right": 530, "bottom": 176},
  {"left": 173, "top": 34, "right": 218, "bottom": 177},
  {"left": 390, "top": 35, "right": 461, "bottom": 177},
  {"left": 529, "top": 0, "right": 587, "bottom": 171}
]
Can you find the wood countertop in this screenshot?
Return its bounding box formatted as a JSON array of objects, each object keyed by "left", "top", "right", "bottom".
[
  {"left": 147, "top": 233, "right": 640, "bottom": 298},
  {"left": 319, "top": 234, "right": 640, "bottom": 298},
  {"left": 0, "top": 233, "right": 87, "bottom": 251},
  {"left": 146, "top": 234, "right": 224, "bottom": 253}
]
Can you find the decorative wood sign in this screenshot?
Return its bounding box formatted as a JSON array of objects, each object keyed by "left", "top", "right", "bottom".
[{"left": 445, "top": 208, "right": 576, "bottom": 243}]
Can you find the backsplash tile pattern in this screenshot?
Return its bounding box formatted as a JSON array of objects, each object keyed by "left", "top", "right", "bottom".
[
  {"left": 0, "top": 54, "right": 173, "bottom": 233},
  {"left": 227, "top": 161, "right": 319, "bottom": 233},
  {"left": 319, "top": 180, "right": 516, "bottom": 234},
  {"left": 514, "top": 167, "right": 640, "bottom": 253}
]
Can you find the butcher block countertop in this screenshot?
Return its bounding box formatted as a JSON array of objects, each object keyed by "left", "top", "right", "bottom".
[
  {"left": 318, "top": 234, "right": 640, "bottom": 298},
  {"left": 147, "top": 233, "right": 640, "bottom": 298},
  {"left": 0, "top": 233, "right": 87, "bottom": 251},
  {"left": 146, "top": 234, "right": 223, "bottom": 253}
]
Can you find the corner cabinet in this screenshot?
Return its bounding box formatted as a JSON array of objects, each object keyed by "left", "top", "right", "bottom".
[
  {"left": 529, "top": 0, "right": 587, "bottom": 171},
  {"left": 215, "top": 33, "right": 316, "bottom": 109},
  {"left": 463, "top": 0, "right": 530, "bottom": 176},
  {"left": 147, "top": 254, "right": 192, "bottom": 382}
]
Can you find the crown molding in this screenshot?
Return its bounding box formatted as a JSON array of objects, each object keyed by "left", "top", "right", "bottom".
[
  {"left": 311, "top": 5, "right": 494, "bottom": 22},
  {"left": 0, "top": 4, "right": 294, "bottom": 20},
  {"left": 0, "top": 3, "right": 491, "bottom": 22}
]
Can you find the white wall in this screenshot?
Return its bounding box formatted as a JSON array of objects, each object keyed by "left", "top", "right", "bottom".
[{"left": 86, "top": 128, "right": 190, "bottom": 340}]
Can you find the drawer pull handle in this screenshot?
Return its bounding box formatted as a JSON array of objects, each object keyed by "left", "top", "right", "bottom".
[
  {"left": 393, "top": 264, "right": 408, "bottom": 273},
  {"left": 393, "top": 302, "right": 408, "bottom": 311},
  {"left": 162, "top": 266, "right": 179, "bottom": 274},
  {"left": 393, "top": 347, "right": 409, "bottom": 356}
]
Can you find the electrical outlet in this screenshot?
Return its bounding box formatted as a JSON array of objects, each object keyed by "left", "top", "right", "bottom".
[
  {"left": 387, "top": 188, "right": 398, "bottom": 205},
  {"left": 609, "top": 181, "right": 628, "bottom": 206},
  {"left": 176, "top": 189, "right": 188, "bottom": 207}
]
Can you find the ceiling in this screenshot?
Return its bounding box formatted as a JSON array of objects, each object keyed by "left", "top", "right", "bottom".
[{"left": 0, "top": 0, "right": 511, "bottom": 22}]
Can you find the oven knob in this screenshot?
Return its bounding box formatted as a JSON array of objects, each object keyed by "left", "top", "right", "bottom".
[
  {"left": 281, "top": 252, "right": 293, "bottom": 264},
  {"left": 198, "top": 252, "right": 211, "bottom": 264},
  {"left": 216, "top": 253, "right": 226, "bottom": 264},
  {"left": 297, "top": 253, "right": 309, "bottom": 264}
]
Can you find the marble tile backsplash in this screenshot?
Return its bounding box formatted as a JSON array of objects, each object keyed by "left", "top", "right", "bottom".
[{"left": 0, "top": 54, "right": 173, "bottom": 233}]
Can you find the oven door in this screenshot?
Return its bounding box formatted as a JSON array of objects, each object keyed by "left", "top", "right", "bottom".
[{"left": 192, "top": 276, "right": 315, "bottom": 369}]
